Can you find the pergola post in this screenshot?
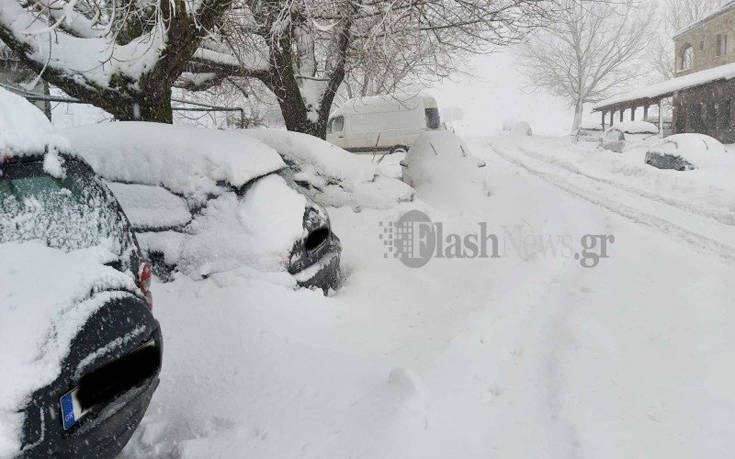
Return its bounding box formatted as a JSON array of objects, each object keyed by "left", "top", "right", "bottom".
[
  {"left": 620, "top": 109, "right": 624, "bottom": 122},
  {"left": 658, "top": 100, "right": 664, "bottom": 138},
  {"left": 601, "top": 111, "right": 606, "bottom": 130},
  {"left": 643, "top": 105, "right": 649, "bottom": 121},
  {"left": 631, "top": 106, "right": 636, "bottom": 121}
]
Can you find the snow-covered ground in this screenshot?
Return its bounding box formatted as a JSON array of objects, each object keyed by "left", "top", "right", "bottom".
[{"left": 122, "top": 134, "right": 735, "bottom": 458}]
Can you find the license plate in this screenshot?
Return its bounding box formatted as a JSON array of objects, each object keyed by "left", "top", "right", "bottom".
[{"left": 59, "top": 387, "right": 84, "bottom": 430}]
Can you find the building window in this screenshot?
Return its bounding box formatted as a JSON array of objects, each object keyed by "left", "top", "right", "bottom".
[
  {"left": 680, "top": 45, "right": 694, "bottom": 71},
  {"left": 719, "top": 100, "right": 731, "bottom": 129},
  {"left": 717, "top": 33, "right": 728, "bottom": 56}
]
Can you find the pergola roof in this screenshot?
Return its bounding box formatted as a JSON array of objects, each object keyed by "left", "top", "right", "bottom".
[{"left": 593, "top": 61, "right": 735, "bottom": 112}]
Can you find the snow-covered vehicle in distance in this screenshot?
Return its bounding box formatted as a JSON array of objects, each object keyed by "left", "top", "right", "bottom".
[
  {"left": 575, "top": 120, "right": 604, "bottom": 142},
  {"left": 644, "top": 133, "right": 727, "bottom": 171},
  {"left": 400, "top": 131, "right": 488, "bottom": 207},
  {"left": 0, "top": 89, "right": 161, "bottom": 458},
  {"left": 62, "top": 122, "right": 342, "bottom": 292},
  {"left": 326, "top": 94, "right": 441, "bottom": 154}
]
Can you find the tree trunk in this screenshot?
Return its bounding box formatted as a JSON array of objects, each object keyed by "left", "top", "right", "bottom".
[{"left": 571, "top": 98, "right": 584, "bottom": 133}]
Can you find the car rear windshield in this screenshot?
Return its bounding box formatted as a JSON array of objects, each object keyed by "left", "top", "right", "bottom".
[
  {"left": 0, "top": 158, "right": 128, "bottom": 252},
  {"left": 425, "top": 108, "right": 441, "bottom": 129}
]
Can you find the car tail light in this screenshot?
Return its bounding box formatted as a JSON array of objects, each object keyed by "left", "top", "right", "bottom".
[{"left": 137, "top": 263, "right": 153, "bottom": 310}]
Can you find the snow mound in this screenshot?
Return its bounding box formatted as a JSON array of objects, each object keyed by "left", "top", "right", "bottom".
[
  {"left": 646, "top": 133, "right": 727, "bottom": 169},
  {"left": 0, "top": 87, "right": 68, "bottom": 156},
  {"left": 62, "top": 123, "right": 286, "bottom": 204},
  {"left": 616, "top": 120, "right": 658, "bottom": 134},
  {"left": 601, "top": 128, "right": 625, "bottom": 153},
  {"left": 0, "top": 242, "right": 137, "bottom": 456}
]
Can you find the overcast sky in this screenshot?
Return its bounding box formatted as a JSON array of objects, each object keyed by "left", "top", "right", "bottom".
[{"left": 432, "top": 48, "right": 584, "bottom": 137}]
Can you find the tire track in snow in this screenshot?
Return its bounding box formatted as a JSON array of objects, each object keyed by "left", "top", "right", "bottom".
[
  {"left": 517, "top": 144, "right": 735, "bottom": 227},
  {"left": 487, "top": 143, "right": 735, "bottom": 266}
]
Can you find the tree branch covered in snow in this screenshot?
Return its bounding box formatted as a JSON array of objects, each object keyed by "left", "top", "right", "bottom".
[
  {"left": 0, "top": 0, "right": 234, "bottom": 121},
  {"left": 185, "top": 0, "right": 560, "bottom": 138}
]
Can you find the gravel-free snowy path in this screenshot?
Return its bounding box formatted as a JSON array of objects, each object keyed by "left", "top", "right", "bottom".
[{"left": 123, "top": 136, "right": 735, "bottom": 458}]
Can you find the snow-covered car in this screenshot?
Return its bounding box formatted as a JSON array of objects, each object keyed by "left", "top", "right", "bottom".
[
  {"left": 244, "top": 128, "right": 415, "bottom": 210},
  {"left": 503, "top": 120, "right": 533, "bottom": 137},
  {"left": 62, "top": 122, "right": 342, "bottom": 292},
  {"left": 644, "top": 133, "right": 727, "bottom": 171},
  {"left": 400, "top": 131, "right": 488, "bottom": 205},
  {"left": 601, "top": 127, "right": 625, "bottom": 153},
  {"left": 575, "top": 120, "right": 604, "bottom": 142},
  {"left": 0, "top": 90, "right": 161, "bottom": 458}
]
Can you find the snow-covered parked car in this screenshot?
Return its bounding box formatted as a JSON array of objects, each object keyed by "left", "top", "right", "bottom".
[
  {"left": 616, "top": 120, "right": 659, "bottom": 135},
  {"left": 502, "top": 120, "right": 533, "bottom": 137},
  {"left": 401, "top": 131, "right": 488, "bottom": 204},
  {"left": 601, "top": 127, "right": 626, "bottom": 153},
  {"left": 62, "top": 122, "right": 342, "bottom": 291},
  {"left": 0, "top": 89, "right": 161, "bottom": 458},
  {"left": 644, "top": 133, "right": 727, "bottom": 171},
  {"left": 244, "top": 128, "right": 415, "bottom": 209},
  {"left": 575, "top": 120, "right": 604, "bottom": 142}
]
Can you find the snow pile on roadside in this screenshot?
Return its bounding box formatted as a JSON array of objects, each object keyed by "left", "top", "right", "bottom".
[
  {"left": 0, "top": 241, "right": 137, "bottom": 456},
  {"left": 0, "top": 87, "right": 68, "bottom": 156},
  {"left": 244, "top": 128, "right": 414, "bottom": 209},
  {"left": 63, "top": 122, "right": 286, "bottom": 204}
]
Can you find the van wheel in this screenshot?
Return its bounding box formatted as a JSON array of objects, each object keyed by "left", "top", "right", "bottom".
[{"left": 390, "top": 146, "right": 408, "bottom": 154}]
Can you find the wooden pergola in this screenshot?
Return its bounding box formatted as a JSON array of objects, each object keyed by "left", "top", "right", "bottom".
[{"left": 593, "top": 93, "right": 672, "bottom": 137}]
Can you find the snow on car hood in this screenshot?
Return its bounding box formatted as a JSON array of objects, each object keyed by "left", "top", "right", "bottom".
[
  {"left": 243, "top": 128, "right": 374, "bottom": 185},
  {"left": 0, "top": 241, "right": 137, "bottom": 456},
  {"left": 0, "top": 87, "right": 69, "bottom": 157},
  {"left": 244, "top": 128, "right": 414, "bottom": 209},
  {"left": 62, "top": 122, "right": 286, "bottom": 204}
]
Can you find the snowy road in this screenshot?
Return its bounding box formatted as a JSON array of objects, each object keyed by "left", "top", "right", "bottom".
[{"left": 124, "top": 136, "right": 735, "bottom": 458}]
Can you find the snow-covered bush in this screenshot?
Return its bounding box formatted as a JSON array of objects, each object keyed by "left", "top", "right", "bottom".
[
  {"left": 645, "top": 134, "right": 727, "bottom": 171},
  {"left": 601, "top": 127, "right": 625, "bottom": 153}
]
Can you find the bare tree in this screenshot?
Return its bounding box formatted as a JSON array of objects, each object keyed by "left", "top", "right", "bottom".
[
  {"left": 519, "top": 0, "right": 653, "bottom": 132},
  {"left": 0, "top": 0, "right": 235, "bottom": 122},
  {"left": 186, "top": 0, "right": 559, "bottom": 138}
]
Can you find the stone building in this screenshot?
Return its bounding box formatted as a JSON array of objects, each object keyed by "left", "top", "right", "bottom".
[{"left": 594, "top": 1, "right": 735, "bottom": 143}]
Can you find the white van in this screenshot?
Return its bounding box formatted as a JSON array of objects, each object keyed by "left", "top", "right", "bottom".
[{"left": 326, "top": 94, "right": 441, "bottom": 153}]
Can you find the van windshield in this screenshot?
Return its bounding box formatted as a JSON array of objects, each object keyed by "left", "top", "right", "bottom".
[{"left": 425, "top": 108, "right": 440, "bottom": 129}]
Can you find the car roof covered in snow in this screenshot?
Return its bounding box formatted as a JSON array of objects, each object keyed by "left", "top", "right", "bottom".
[
  {"left": 62, "top": 122, "right": 286, "bottom": 203},
  {"left": 0, "top": 87, "right": 69, "bottom": 157},
  {"left": 330, "top": 93, "right": 436, "bottom": 118}
]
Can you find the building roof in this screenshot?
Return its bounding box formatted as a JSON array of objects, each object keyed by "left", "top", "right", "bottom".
[
  {"left": 673, "top": 1, "right": 735, "bottom": 39},
  {"left": 593, "top": 60, "right": 735, "bottom": 111}
]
